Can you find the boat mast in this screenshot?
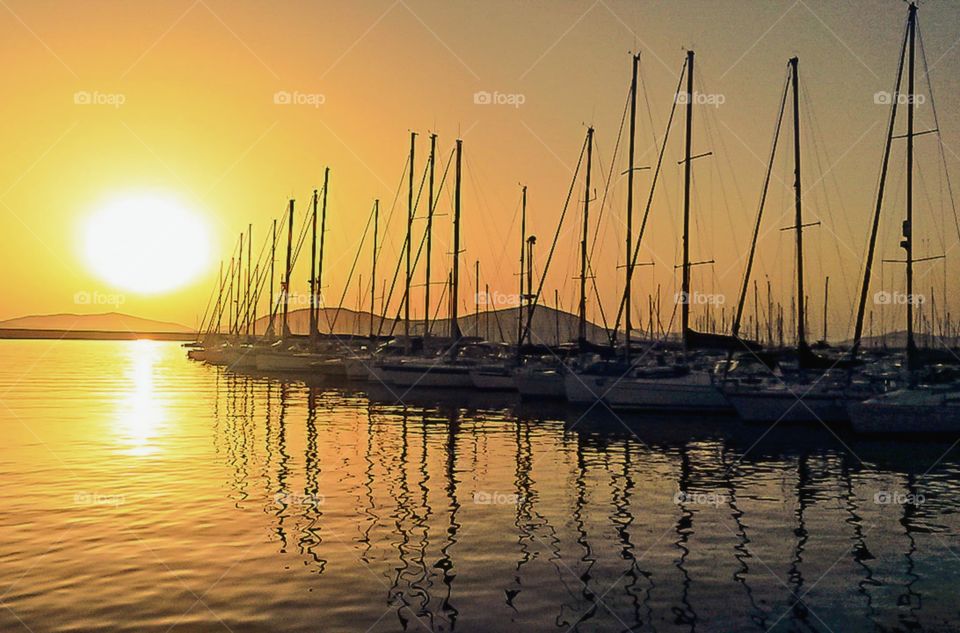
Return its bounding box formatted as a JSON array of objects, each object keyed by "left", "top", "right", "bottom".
[
  {"left": 371, "top": 199, "right": 379, "bottom": 340},
  {"left": 425, "top": 133, "right": 436, "bottom": 336},
  {"left": 851, "top": 6, "right": 909, "bottom": 359},
  {"left": 450, "top": 138, "right": 463, "bottom": 342},
  {"left": 904, "top": 2, "right": 918, "bottom": 369},
  {"left": 405, "top": 132, "right": 416, "bottom": 339},
  {"left": 579, "top": 127, "right": 595, "bottom": 346},
  {"left": 318, "top": 168, "right": 330, "bottom": 338},
  {"left": 244, "top": 224, "right": 252, "bottom": 338},
  {"left": 518, "top": 185, "right": 527, "bottom": 348},
  {"left": 625, "top": 52, "right": 640, "bottom": 361},
  {"left": 309, "top": 188, "right": 319, "bottom": 342},
  {"left": 681, "top": 50, "right": 694, "bottom": 346},
  {"left": 266, "top": 218, "right": 277, "bottom": 338},
  {"left": 282, "top": 199, "right": 294, "bottom": 338},
  {"left": 790, "top": 57, "right": 808, "bottom": 354}
]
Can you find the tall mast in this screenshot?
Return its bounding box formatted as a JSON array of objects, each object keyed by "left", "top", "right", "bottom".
[
  {"left": 266, "top": 218, "right": 277, "bottom": 338},
  {"left": 309, "top": 188, "right": 319, "bottom": 342},
  {"left": 282, "top": 199, "right": 294, "bottom": 338},
  {"left": 405, "top": 132, "right": 416, "bottom": 338},
  {"left": 790, "top": 57, "right": 808, "bottom": 352},
  {"left": 905, "top": 2, "right": 918, "bottom": 368},
  {"left": 579, "top": 127, "right": 595, "bottom": 346},
  {"left": 518, "top": 185, "right": 527, "bottom": 348},
  {"left": 371, "top": 199, "right": 379, "bottom": 339},
  {"left": 851, "top": 7, "right": 909, "bottom": 359},
  {"left": 823, "top": 276, "right": 829, "bottom": 343},
  {"left": 625, "top": 52, "right": 640, "bottom": 360},
  {"left": 450, "top": 138, "right": 463, "bottom": 341},
  {"left": 245, "top": 223, "right": 252, "bottom": 338},
  {"left": 235, "top": 231, "right": 243, "bottom": 337},
  {"left": 425, "top": 133, "right": 437, "bottom": 336},
  {"left": 318, "top": 168, "right": 330, "bottom": 337},
  {"left": 681, "top": 50, "right": 694, "bottom": 344}
]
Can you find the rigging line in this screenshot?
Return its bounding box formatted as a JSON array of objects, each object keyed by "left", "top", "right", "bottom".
[
  {"left": 329, "top": 201, "right": 377, "bottom": 332},
  {"left": 377, "top": 156, "right": 417, "bottom": 338},
  {"left": 589, "top": 84, "right": 631, "bottom": 264},
  {"left": 612, "top": 56, "right": 687, "bottom": 336},
  {"left": 731, "top": 66, "right": 790, "bottom": 341},
  {"left": 586, "top": 257, "right": 612, "bottom": 338},
  {"left": 520, "top": 134, "right": 589, "bottom": 346},
  {"left": 384, "top": 147, "right": 456, "bottom": 338},
  {"left": 917, "top": 21, "right": 960, "bottom": 249}
]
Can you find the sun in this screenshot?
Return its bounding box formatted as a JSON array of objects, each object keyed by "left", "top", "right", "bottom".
[{"left": 82, "top": 193, "right": 212, "bottom": 294}]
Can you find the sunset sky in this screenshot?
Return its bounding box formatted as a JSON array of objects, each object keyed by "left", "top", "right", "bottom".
[{"left": 2, "top": 0, "right": 958, "bottom": 340}]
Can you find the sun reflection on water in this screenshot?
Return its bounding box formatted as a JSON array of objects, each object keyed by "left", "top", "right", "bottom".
[{"left": 114, "top": 339, "right": 167, "bottom": 456}]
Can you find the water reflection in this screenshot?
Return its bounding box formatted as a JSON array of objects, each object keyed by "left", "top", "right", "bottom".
[
  {"left": 3, "top": 342, "right": 960, "bottom": 633},
  {"left": 113, "top": 339, "right": 166, "bottom": 456}
]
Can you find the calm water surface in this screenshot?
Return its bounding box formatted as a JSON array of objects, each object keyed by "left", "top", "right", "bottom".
[{"left": 1, "top": 340, "right": 959, "bottom": 632}]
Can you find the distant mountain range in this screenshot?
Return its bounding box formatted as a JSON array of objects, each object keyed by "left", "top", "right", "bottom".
[
  {"left": 0, "top": 312, "right": 194, "bottom": 334},
  {"left": 251, "top": 306, "right": 611, "bottom": 345}
]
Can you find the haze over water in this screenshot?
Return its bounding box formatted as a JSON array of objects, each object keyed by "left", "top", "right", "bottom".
[{"left": 2, "top": 340, "right": 960, "bottom": 632}]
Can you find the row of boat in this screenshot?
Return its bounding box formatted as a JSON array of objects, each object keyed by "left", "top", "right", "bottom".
[{"left": 188, "top": 3, "right": 959, "bottom": 437}]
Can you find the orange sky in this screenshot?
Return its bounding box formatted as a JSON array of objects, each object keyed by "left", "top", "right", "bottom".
[{"left": 1, "top": 0, "right": 958, "bottom": 340}]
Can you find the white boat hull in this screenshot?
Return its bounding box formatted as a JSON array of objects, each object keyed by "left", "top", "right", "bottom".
[
  {"left": 514, "top": 369, "right": 566, "bottom": 399},
  {"left": 564, "top": 373, "right": 608, "bottom": 404},
  {"left": 255, "top": 352, "right": 322, "bottom": 372},
  {"left": 469, "top": 369, "right": 517, "bottom": 391},
  {"left": 378, "top": 362, "right": 474, "bottom": 388},
  {"left": 604, "top": 372, "right": 731, "bottom": 413}
]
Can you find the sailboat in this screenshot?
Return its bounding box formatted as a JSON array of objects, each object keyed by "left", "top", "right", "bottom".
[
  {"left": 849, "top": 3, "right": 960, "bottom": 434},
  {"left": 722, "top": 56, "right": 880, "bottom": 423},
  {"left": 600, "top": 50, "right": 732, "bottom": 413}
]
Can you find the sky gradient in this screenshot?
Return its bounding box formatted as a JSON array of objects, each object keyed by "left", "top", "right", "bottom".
[{"left": 2, "top": 0, "right": 958, "bottom": 340}]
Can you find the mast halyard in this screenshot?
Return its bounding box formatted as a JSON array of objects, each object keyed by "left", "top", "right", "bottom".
[
  {"left": 425, "top": 133, "right": 436, "bottom": 337},
  {"left": 318, "top": 168, "right": 330, "bottom": 339},
  {"left": 625, "top": 52, "right": 640, "bottom": 361},
  {"left": 681, "top": 50, "right": 694, "bottom": 348},
  {"left": 371, "top": 199, "right": 379, "bottom": 340},
  {"left": 405, "top": 132, "right": 416, "bottom": 339},
  {"left": 578, "top": 127, "right": 595, "bottom": 347},
  {"left": 309, "top": 189, "right": 319, "bottom": 342},
  {"left": 790, "top": 56, "right": 809, "bottom": 354},
  {"left": 282, "top": 199, "right": 294, "bottom": 338},
  {"left": 904, "top": 2, "right": 918, "bottom": 369},
  {"left": 450, "top": 138, "right": 463, "bottom": 343},
  {"left": 518, "top": 185, "right": 527, "bottom": 349}
]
